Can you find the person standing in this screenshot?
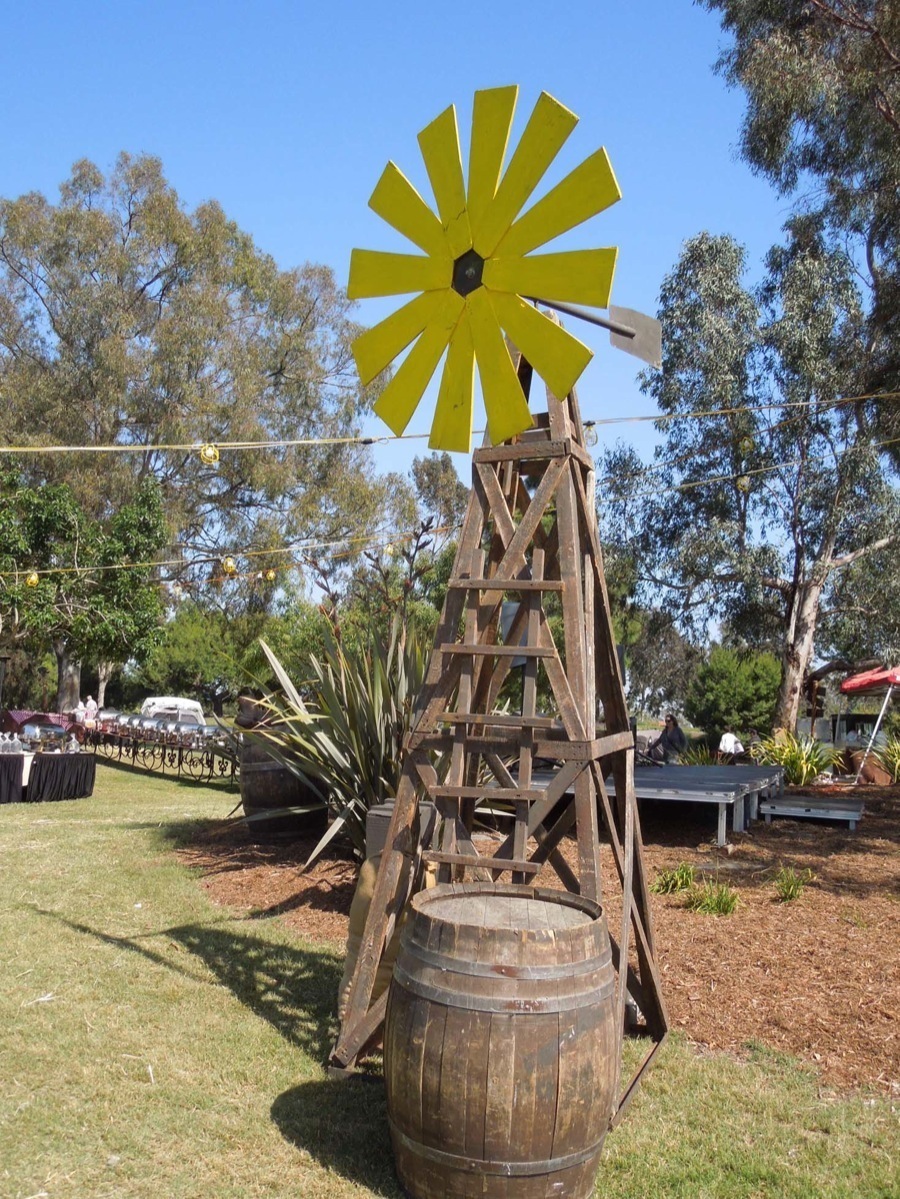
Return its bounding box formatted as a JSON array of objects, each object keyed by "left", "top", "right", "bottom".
[
  {"left": 718, "top": 728, "right": 744, "bottom": 764},
  {"left": 84, "top": 695, "right": 98, "bottom": 724}
]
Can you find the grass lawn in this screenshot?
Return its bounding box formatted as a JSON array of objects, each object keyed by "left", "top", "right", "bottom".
[{"left": 1, "top": 765, "right": 897, "bottom": 1199}]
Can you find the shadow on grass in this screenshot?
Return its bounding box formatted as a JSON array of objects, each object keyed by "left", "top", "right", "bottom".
[
  {"left": 271, "top": 1078, "right": 401, "bottom": 1198},
  {"left": 95, "top": 755, "right": 239, "bottom": 794},
  {"left": 35, "top": 908, "right": 343, "bottom": 1062}
]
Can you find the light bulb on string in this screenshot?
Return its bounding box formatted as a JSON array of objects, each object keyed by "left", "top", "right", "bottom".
[
  {"left": 198, "top": 444, "right": 220, "bottom": 466},
  {"left": 736, "top": 475, "right": 751, "bottom": 493},
  {"left": 584, "top": 423, "right": 599, "bottom": 449},
  {"left": 265, "top": 569, "right": 277, "bottom": 582},
  {"left": 25, "top": 571, "right": 39, "bottom": 587},
  {"left": 738, "top": 436, "right": 754, "bottom": 456},
  {"left": 221, "top": 556, "right": 238, "bottom": 576}
]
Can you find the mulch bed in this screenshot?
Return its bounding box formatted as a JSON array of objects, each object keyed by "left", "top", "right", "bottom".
[{"left": 176, "top": 782, "right": 899, "bottom": 1096}]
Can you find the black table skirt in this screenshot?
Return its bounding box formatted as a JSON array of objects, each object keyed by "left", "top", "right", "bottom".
[
  {"left": 0, "top": 755, "right": 25, "bottom": 804},
  {"left": 27, "top": 753, "right": 97, "bottom": 803}
]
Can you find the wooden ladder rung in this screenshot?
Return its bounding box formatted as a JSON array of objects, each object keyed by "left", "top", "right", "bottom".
[
  {"left": 474, "top": 439, "right": 571, "bottom": 464},
  {"left": 422, "top": 851, "right": 540, "bottom": 875},
  {"left": 438, "top": 713, "right": 561, "bottom": 729},
  {"left": 448, "top": 577, "right": 564, "bottom": 592},
  {"left": 440, "top": 644, "right": 555, "bottom": 658},
  {"left": 429, "top": 785, "right": 545, "bottom": 801}
]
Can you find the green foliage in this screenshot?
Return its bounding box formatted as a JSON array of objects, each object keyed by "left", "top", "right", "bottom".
[
  {"left": 684, "top": 646, "right": 781, "bottom": 736},
  {"left": 624, "top": 608, "right": 701, "bottom": 718},
  {"left": 650, "top": 862, "right": 697, "bottom": 895},
  {"left": 773, "top": 866, "right": 815, "bottom": 904},
  {"left": 0, "top": 471, "right": 168, "bottom": 704},
  {"left": 253, "top": 620, "right": 428, "bottom": 861},
  {"left": 601, "top": 222, "right": 899, "bottom": 732},
  {"left": 680, "top": 740, "right": 717, "bottom": 766},
  {"left": 686, "top": 880, "right": 740, "bottom": 916},
  {"left": 0, "top": 153, "right": 389, "bottom": 564},
  {"left": 130, "top": 601, "right": 270, "bottom": 714},
  {"left": 874, "top": 736, "right": 900, "bottom": 784},
  {"left": 701, "top": 1, "right": 900, "bottom": 416},
  {"left": 753, "top": 732, "right": 843, "bottom": 786}
]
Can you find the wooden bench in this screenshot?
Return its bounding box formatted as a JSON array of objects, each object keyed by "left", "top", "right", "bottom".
[{"left": 758, "top": 794, "right": 864, "bottom": 830}]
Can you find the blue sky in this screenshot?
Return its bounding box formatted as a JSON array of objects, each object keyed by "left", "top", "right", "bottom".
[{"left": 1, "top": 1, "right": 789, "bottom": 477}]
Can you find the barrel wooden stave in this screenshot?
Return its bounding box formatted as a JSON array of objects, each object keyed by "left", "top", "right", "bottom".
[
  {"left": 385, "top": 883, "right": 617, "bottom": 1199},
  {"left": 239, "top": 743, "right": 327, "bottom": 841}
]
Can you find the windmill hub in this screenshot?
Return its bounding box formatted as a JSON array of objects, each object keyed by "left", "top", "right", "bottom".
[{"left": 451, "top": 249, "right": 484, "bottom": 297}]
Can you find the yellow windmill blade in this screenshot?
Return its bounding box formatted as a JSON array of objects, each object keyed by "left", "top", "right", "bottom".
[
  {"left": 430, "top": 313, "right": 475, "bottom": 453},
  {"left": 467, "top": 289, "right": 533, "bottom": 446},
  {"left": 471, "top": 91, "right": 579, "bottom": 259},
  {"left": 348, "top": 88, "right": 622, "bottom": 451},
  {"left": 348, "top": 249, "right": 450, "bottom": 299},
  {"left": 486, "top": 292, "right": 592, "bottom": 401},
  {"left": 373, "top": 290, "right": 464, "bottom": 436},
  {"left": 484, "top": 248, "right": 618, "bottom": 309},
  {"left": 466, "top": 85, "right": 518, "bottom": 233},
  {"left": 494, "top": 148, "right": 621, "bottom": 258},
  {"left": 352, "top": 291, "right": 444, "bottom": 386},
  {"left": 418, "top": 105, "right": 471, "bottom": 258},
  {"left": 368, "top": 162, "right": 450, "bottom": 261}
]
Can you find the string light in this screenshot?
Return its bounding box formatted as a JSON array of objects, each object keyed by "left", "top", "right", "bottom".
[
  {"left": 736, "top": 475, "right": 751, "bottom": 493},
  {"left": 264, "top": 568, "right": 277, "bottom": 582},
  {"left": 0, "top": 391, "right": 894, "bottom": 458},
  {"left": 738, "top": 436, "right": 754, "bottom": 456},
  {"left": 25, "top": 571, "right": 39, "bottom": 587},
  {"left": 220, "top": 557, "right": 238, "bottom": 576},
  {"left": 198, "top": 444, "right": 220, "bottom": 466}
]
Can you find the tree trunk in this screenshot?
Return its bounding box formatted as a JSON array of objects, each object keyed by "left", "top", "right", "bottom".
[
  {"left": 96, "top": 662, "right": 115, "bottom": 708},
  {"left": 774, "top": 581, "right": 823, "bottom": 732},
  {"left": 53, "top": 640, "right": 82, "bottom": 714}
]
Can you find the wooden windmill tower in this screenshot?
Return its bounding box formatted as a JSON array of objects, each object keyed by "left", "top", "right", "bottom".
[{"left": 330, "top": 86, "right": 668, "bottom": 1126}]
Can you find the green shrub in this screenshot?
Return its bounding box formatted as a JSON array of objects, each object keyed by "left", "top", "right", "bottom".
[
  {"left": 685, "top": 880, "right": 739, "bottom": 915},
  {"left": 684, "top": 646, "right": 781, "bottom": 735},
  {"left": 680, "top": 740, "right": 717, "bottom": 765},
  {"left": 252, "top": 619, "right": 427, "bottom": 863},
  {"left": 752, "top": 731, "right": 842, "bottom": 786},
  {"left": 874, "top": 736, "right": 900, "bottom": 783},
  {"left": 773, "top": 865, "right": 814, "bottom": 902},
  {"left": 650, "top": 862, "right": 697, "bottom": 894}
]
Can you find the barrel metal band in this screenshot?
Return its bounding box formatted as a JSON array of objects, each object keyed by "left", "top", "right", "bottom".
[
  {"left": 392, "top": 962, "right": 615, "bottom": 1012},
  {"left": 404, "top": 942, "right": 612, "bottom": 980},
  {"left": 391, "top": 1123, "right": 604, "bottom": 1177}
]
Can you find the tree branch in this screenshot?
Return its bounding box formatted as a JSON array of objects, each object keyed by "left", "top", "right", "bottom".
[{"left": 830, "top": 533, "right": 899, "bottom": 571}]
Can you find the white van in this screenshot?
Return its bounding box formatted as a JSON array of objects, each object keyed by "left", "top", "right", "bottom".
[{"left": 140, "top": 696, "right": 206, "bottom": 725}]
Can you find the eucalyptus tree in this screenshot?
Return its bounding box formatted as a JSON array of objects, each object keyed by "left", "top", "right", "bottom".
[
  {"left": 601, "top": 226, "right": 899, "bottom": 730},
  {"left": 0, "top": 153, "right": 386, "bottom": 573},
  {"left": 700, "top": 0, "right": 900, "bottom": 433}
]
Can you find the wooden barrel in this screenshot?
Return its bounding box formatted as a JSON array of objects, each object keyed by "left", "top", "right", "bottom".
[
  {"left": 239, "top": 736, "right": 328, "bottom": 842},
  {"left": 384, "top": 882, "right": 617, "bottom": 1199}
]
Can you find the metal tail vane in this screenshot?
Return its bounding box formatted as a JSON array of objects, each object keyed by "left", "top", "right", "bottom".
[{"left": 348, "top": 85, "right": 659, "bottom": 453}]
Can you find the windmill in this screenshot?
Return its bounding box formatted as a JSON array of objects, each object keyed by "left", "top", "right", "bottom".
[{"left": 333, "top": 84, "right": 667, "bottom": 1140}]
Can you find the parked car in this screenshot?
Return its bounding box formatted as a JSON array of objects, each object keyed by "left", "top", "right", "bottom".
[{"left": 139, "top": 696, "right": 205, "bottom": 725}]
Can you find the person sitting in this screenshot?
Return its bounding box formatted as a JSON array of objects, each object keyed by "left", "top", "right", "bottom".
[
  {"left": 718, "top": 728, "right": 744, "bottom": 764},
  {"left": 648, "top": 714, "right": 687, "bottom": 763}
]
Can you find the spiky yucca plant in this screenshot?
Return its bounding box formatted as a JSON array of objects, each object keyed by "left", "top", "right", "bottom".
[
  {"left": 874, "top": 736, "right": 900, "bottom": 784},
  {"left": 679, "top": 741, "right": 717, "bottom": 766},
  {"left": 752, "top": 731, "right": 842, "bottom": 786},
  {"left": 252, "top": 620, "right": 428, "bottom": 864}
]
